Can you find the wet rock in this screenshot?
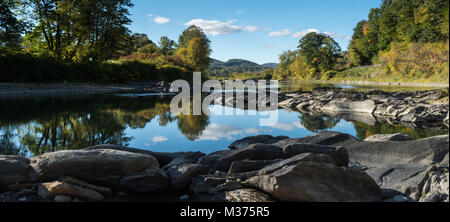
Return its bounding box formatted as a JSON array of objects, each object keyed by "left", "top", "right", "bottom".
[
  {"left": 229, "top": 135, "right": 289, "bottom": 150},
  {"left": 225, "top": 189, "right": 274, "bottom": 202},
  {"left": 37, "top": 181, "right": 104, "bottom": 201},
  {"left": 0, "top": 156, "right": 31, "bottom": 189},
  {"left": 244, "top": 161, "right": 381, "bottom": 202},
  {"left": 120, "top": 169, "right": 169, "bottom": 193},
  {"left": 167, "top": 164, "right": 209, "bottom": 191},
  {"left": 364, "top": 133, "right": 415, "bottom": 142},
  {"left": 29, "top": 149, "right": 159, "bottom": 182}
]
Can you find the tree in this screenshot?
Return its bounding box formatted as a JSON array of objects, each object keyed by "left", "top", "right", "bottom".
[
  {"left": 0, "top": 0, "right": 26, "bottom": 51},
  {"left": 159, "top": 36, "right": 176, "bottom": 56},
  {"left": 178, "top": 25, "right": 210, "bottom": 49},
  {"left": 24, "top": 0, "right": 133, "bottom": 62},
  {"left": 298, "top": 32, "right": 341, "bottom": 73},
  {"left": 177, "top": 26, "right": 211, "bottom": 72},
  {"left": 273, "top": 50, "right": 297, "bottom": 79}
]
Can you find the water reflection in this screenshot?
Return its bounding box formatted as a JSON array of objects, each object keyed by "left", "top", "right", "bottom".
[{"left": 0, "top": 94, "right": 448, "bottom": 156}]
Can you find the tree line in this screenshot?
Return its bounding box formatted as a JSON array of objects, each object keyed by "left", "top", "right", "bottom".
[{"left": 0, "top": 0, "right": 212, "bottom": 83}]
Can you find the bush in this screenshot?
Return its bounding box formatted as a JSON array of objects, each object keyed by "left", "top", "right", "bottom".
[{"left": 0, "top": 53, "right": 192, "bottom": 83}]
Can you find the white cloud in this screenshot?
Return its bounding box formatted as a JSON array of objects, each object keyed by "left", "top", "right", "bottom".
[
  {"left": 271, "top": 123, "right": 294, "bottom": 131},
  {"left": 185, "top": 19, "right": 259, "bottom": 36},
  {"left": 237, "top": 10, "right": 246, "bottom": 14},
  {"left": 244, "top": 26, "right": 260, "bottom": 32},
  {"left": 151, "top": 136, "right": 168, "bottom": 143},
  {"left": 292, "top": 28, "right": 321, "bottom": 38},
  {"left": 153, "top": 16, "right": 170, "bottom": 24},
  {"left": 268, "top": 29, "right": 292, "bottom": 37},
  {"left": 197, "top": 124, "right": 260, "bottom": 141}
]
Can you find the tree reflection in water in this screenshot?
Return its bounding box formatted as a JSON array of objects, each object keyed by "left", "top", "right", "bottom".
[
  {"left": 0, "top": 95, "right": 447, "bottom": 156},
  {"left": 0, "top": 95, "right": 209, "bottom": 156}
]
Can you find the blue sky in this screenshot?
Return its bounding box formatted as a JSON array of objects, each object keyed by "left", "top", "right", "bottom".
[{"left": 128, "top": 0, "right": 381, "bottom": 64}]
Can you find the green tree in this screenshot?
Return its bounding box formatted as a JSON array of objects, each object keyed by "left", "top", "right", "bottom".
[
  {"left": 298, "top": 32, "right": 341, "bottom": 73},
  {"left": 0, "top": 0, "right": 27, "bottom": 52},
  {"left": 178, "top": 25, "right": 210, "bottom": 49},
  {"left": 159, "top": 36, "right": 176, "bottom": 56},
  {"left": 24, "top": 0, "right": 133, "bottom": 62}
]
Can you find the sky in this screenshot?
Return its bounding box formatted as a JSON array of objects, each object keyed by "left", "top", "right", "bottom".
[{"left": 128, "top": 0, "right": 382, "bottom": 64}]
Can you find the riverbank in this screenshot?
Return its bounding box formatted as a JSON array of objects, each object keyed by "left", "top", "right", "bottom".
[
  {"left": 1, "top": 132, "right": 448, "bottom": 202},
  {"left": 0, "top": 82, "right": 171, "bottom": 98}
]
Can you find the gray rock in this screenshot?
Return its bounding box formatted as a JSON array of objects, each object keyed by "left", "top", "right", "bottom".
[
  {"left": 383, "top": 195, "right": 410, "bottom": 202},
  {"left": 120, "top": 169, "right": 169, "bottom": 193},
  {"left": 38, "top": 181, "right": 104, "bottom": 201},
  {"left": 167, "top": 164, "right": 209, "bottom": 191},
  {"left": 419, "top": 171, "right": 449, "bottom": 202},
  {"left": 29, "top": 149, "right": 159, "bottom": 182},
  {"left": 228, "top": 159, "right": 281, "bottom": 175},
  {"left": 85, "top": 144, "right": 205, "bottom": 168},
  {"left": 225, "top": 189, "right": 274, "bottom": 202},
  {"left": 257, "top": 153, "right": 336, "bottom": 176},
  {"left": 273, "top": 131, "right": 358, "bottom": 147},
  {"left": 364, "top": 133, "right": 415, "bottom": 142},
  {"left": 54, "top": 195, "right": 72, "bottom": 202},
  {"left": 244, "top": 161, "right": 381, "bottom": 202},
  {"left": 212, "top": 144, "right": 284, "bottom": 172},
  {"left": 281, "top": 143, "right": 349, "bottom": 167},
  {"left": 0, "top": 155, "right": 31, "bottom": 189},
  {"left": 229, "top": 135, "right": 289, "bottom": 149},
  {"left": 190, "top": 175, "right": 227, "bottom": 194},
  {"left": 321, "top": 99, "right": 376, "bottom": 114}
]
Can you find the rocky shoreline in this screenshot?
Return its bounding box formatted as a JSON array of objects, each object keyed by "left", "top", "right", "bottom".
[
  {"left": 279, "top": 88, "right": 449, "bottom": 126},
  {"left": 1, "top": 132, "right": 448, "bottom": 202}
]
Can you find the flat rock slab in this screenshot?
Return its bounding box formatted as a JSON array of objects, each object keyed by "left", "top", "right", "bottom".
[
  {"left": 245, "top": 161, "right": 381, "bottom": 202},
  {"left": 29, "top": 149, "right": 159, "bottom": 182}
]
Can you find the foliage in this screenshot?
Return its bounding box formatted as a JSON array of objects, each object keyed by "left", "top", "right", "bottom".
[
  {"left": 298, "top": 32, "right": 342, "bottom": 73},
  {"left": 159, "top": 36, "right": 176, "bottom": 56},
  {"left": 208, "top": 59, "right": 272, "bottom": 77},
  {"left": 378, "top": 41, "right": 449, "bottom": 82}
]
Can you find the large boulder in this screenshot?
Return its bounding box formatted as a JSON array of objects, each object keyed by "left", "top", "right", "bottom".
[
  {"left": 273, "top": 131, "right": 358, "bottom": 147},
  {"left": 120, "top": 169, "right": 169, "bottom": 193},
  {"left": 419, "top": 170, "right": 449, "bottom": 202},
  {"left": 29, "top": 149, "right": 159, "bottom": 182},
  {"left": 244, "top": 161, "right": 381, "bottom": 202},
  {"left": 228, "top": 159, "right": 281, "bottom": 175},
  {"left": 85, "top": 144, "right": 204, "bottom": 168},
  {"left": 167, "top": 164, "right": 209, "bottom": 191},
  {"left": 37, "top": 181, "right": 104, "bottom": 201},
  {"left": 0, "top": 156, "right": 31, "bottom": 189},
  {"left": 229, "top": 135, "right": 289, "bottom": 150},
  {"left": 335, "top": 134, "right": 449, "bottom": 201},
  {"left": 321, "top": 99, "right": 376, "bottom": 114}
]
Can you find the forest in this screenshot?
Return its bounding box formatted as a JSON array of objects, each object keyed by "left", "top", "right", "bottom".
[
  {"left": 273, "top": 0, "right": 449, "bottom": 83},
  {"left": 0, "top": 0, "right": 211, "bottom": 83}
]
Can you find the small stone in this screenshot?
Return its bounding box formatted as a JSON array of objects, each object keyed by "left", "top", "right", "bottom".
[{"left": 179, "top": 195, "right": 190, "bottom": 201}]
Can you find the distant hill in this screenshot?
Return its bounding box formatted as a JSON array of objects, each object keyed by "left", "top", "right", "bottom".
[
  {"left": 262, "top": 63, "right": 278, "bottom": 69},
  {"left": 208, "top": 58, "right": 274, "bottom": 76}
]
